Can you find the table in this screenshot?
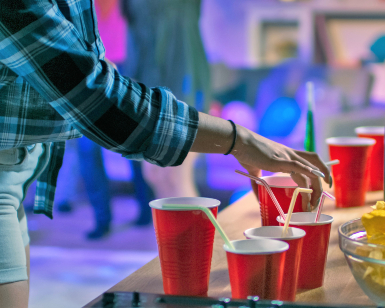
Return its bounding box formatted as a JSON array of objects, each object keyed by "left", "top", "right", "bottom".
[{"left": 85, "top": 187, "right": 383, "bottom": 307}]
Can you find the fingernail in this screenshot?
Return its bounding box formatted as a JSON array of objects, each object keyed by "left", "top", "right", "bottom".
[
  {"left": 311, "top": 169, "right": 325, "bottom": 178},
  {"left": 329, "top": 176, "right": 333, "bottom": 188}
]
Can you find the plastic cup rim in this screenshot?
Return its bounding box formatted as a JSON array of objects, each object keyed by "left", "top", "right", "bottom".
[
  {"left": 355, "top": 126, "right": 385, "bottom": 136},
  {"left": 223, "top": 239, "right": 289, "bottom": 255},
  {"left": 244, "top": 226, "right": 306, "bottom": 240},
  {"left": 325, "top": 137, "right": 376, "bottom": 146},
  {"left": 276, "top": 213, "right": 334, "bottom": 226},
  {"left": 149, "top": 197, "right": 220, "bottom": 210},
  {"left": 257, "top": 175, "right": 298, "bottom": 188}
]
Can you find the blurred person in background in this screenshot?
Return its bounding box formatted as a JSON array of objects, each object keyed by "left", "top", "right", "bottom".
[
  {"left": 56, "top": 138, "right": 113, "bottom": 239},
  {"left": 121, "top": 0, "right": 211, "bottom": 199}
]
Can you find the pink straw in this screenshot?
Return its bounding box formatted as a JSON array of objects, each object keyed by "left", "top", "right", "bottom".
[
  {"left": 235, "top": 170, "right": 286, "bottom": 222},
  {"left": 314, "top": 191, "right": 335, "bottom": 222}
]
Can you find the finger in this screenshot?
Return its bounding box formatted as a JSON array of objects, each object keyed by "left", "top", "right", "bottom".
[
  {"left": 308, "top": 174, "right": 323, "bottom": 210},
  {"left": 295, "top": 151, "right": 331, "bottom": 185},
  {"left": 290, "top": 152, "right": 319, "bottom": 171},
  {"left": 278, "top": 160, "right": 318, "bottom": 180},
  {"left": 290, "top": 172, "right": 311, "bottom": 212}
]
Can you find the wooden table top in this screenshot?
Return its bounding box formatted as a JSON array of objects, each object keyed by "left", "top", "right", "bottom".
[{"left": 85, "top": 185, "right": 383, "bottom": 307}]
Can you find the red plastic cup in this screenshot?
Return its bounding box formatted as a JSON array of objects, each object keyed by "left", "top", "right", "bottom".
[
  {"left": 326, "top": 137, "right": 375, "bottom": 208},
  {"left": 150, "top": 197, "right": 220, "bottom": 296},
  {"left": 355, "top": 127, "right": 384, "bottom": 192},
  {"left": 277, "top": 213, "right": 333, "bottom": 289},
  {"left": 244, "top": 226, "right": 306, "bottom": 301},
  {"left": 224, "top": 239, "right": 288, "bottom": 300},
  {"left": 251, "top": 176, "right": 305, "bottom": 226}
]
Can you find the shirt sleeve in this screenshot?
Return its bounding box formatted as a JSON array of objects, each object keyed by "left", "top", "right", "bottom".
[{"left": 0, "top": 0, "right": 198, "bottom": 167}]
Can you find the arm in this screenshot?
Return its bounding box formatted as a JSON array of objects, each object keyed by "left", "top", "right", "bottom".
[
  {"left": 0, "top": 0, "right": 197, "bottom": 167},
  {"left": 191, "top": 113, "right": 331, "bottom": 210},
  {"left": 0, "top": 1, "right": 328, "bottom": 209}
]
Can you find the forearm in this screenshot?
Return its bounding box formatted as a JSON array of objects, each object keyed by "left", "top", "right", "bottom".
[
  {"left": 190, "top": 112, "right": 267, "bottom": 173},
  {"left": 190, "top": 112, "right": 238, "bottom": 154},
  {"left": 0, "top": 1, "right": 199, "bottom": 167},
  {"left": 191, "top": 111, "right": 330, "bottom": 180}
]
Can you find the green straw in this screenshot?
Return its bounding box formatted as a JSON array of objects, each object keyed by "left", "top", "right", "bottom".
[
  {"left": 304, "top": 81, "right": 316, "bottom": 152},
  {"left": 162, "top": 204, "right": 235, "bottom": 250}
]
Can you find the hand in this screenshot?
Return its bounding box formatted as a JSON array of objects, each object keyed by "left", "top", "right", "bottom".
[
  {"left": 190, "top": 113, "right": 331, "bottom": 211},
  {"left": 232, "top": 125, "right": 331, "bottom": 211}
]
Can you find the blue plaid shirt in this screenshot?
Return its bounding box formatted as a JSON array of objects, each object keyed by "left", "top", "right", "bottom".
[{"left": 0, "top": 0, "right": 199, "bottom": 218}]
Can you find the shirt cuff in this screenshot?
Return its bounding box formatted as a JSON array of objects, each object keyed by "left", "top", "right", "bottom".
[{"left": 124, "top": 87, "right": 199, "bottom": 167}]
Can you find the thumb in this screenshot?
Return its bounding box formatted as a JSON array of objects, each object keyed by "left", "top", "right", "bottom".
[{"left": 240, "top": 162, "right": 261, "bottom": 178}]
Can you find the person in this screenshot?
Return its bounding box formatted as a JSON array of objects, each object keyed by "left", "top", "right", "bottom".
[
  {"left": 121, "top": 0, "right": 210, "bottom": 199},
  {"left": 0, "top": 1, "right": 330, "bottom": 307}
]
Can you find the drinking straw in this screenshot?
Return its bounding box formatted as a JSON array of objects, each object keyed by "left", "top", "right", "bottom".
[
  {"left": 304, "top": 81, "right": 316, "bottom": 152},
  {"left": 314, "top": 191, "right": 335, "bottom": 223},
  {"left": 235, "top": 170, "right": 286, "bottom": 222},
  {"left": 281, "top": 187, "right": 313, "bottom": 237},
  {"left": 162, "top": 204, "right": 235, "bottom": 250},
  {"left": 325, "top": 159, "right": 340, "bottom": 166}
]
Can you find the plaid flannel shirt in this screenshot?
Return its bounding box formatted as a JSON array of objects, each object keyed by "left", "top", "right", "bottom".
[{"left": 0, "top": 0, "right": 199, "bottom": 218}]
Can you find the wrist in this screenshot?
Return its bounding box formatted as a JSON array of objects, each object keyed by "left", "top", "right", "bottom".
[
  {"left": 224, "top": 120, "right": 237, "bottom": 155},
  {"left": 190, "top": 112, "right": 236, "bottom": 154},
  {"left": 231, "top": 125, "right": 251, "bottom": 158}
]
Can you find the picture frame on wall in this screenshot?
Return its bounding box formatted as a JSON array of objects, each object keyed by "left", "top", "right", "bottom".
[{"left": 260, "top": 21, "right": 299, "bottom": 66}]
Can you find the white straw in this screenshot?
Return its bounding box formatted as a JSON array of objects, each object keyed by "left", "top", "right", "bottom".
[
  {"left": 306, "top": 81, "right": 315, "bottom": 111},
  {"left": 325, "top": 159, "right": 339, "bottom": 166},
  {"left": 235, "top": 170, "right": 286, "bottom": 221},
  {"left": 314, "top": 191, "right": 335, "bottom": 223}
]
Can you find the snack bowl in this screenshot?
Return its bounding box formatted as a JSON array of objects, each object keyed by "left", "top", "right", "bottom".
[{"left": 339, "top": 218, "right": 385, "bottom": 305}]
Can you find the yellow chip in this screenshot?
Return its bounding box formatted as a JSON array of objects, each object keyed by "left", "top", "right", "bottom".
[
  {"left": 368, "top": 234, "right": 385, "bottom": 247},
  {"left": 362, "top": 210, "right": 385, "bottom": 238},
  {"left": 360, "top": 204, "right": 385, "bottom": 288},
  {"left": 375, "top": 201, "right": 385, "bottom": 210}
]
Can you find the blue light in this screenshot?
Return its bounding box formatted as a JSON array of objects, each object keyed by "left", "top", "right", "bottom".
[
  {"left": 370, "top": 35, "right": 385, "bottom": 62},
  {"left": 258, "top": 97, "right": 301, "bottom": 137},
  {"left": 229, "top": 186, "right": 251, "bottom": 204}
]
